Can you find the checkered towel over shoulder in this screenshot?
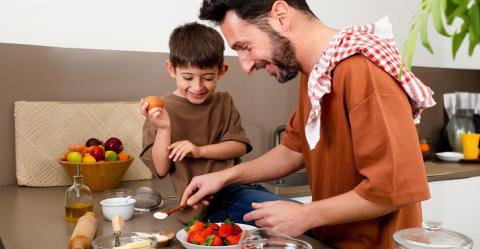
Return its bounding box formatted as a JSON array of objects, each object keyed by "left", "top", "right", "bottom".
[{"left": 305, "top": 17, "right": 436, "bottom": 149}]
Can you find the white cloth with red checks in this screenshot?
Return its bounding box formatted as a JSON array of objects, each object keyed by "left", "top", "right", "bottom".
[{"left": 305, "top": 17, "right": 436, "bottom": 149}]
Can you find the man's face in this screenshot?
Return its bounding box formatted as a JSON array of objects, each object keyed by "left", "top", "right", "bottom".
[{"left": 220, "top": 11, "right": 299, "bottom": 83}]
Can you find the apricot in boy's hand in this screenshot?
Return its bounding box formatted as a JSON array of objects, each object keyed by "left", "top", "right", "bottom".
[{"left": 144, "top": 96, "right": 164, "bottom": 111}]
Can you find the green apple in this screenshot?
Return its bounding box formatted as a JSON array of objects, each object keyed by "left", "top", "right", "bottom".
[
  {"left": 105, "top": 151, "right": 119, "bottom": 161},
  {"left": 67, "top": 151, "right": 83, "bottom": 163}
]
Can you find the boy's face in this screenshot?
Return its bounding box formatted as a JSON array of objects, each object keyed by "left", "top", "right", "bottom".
[{"left": 166, "top": 62, "right": 228, "bottom": 104}]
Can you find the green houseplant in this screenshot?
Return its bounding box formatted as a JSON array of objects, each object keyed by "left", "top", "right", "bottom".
[{"left": 403, "top": 0, "right": 480, "bottom": 69}]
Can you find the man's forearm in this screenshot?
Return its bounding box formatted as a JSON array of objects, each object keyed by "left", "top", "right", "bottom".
[
  {"left": 226, "top": 144, "right": 304, "bottom": 185},
  {"left": 302, "top": 190, "right": 403, "bottom": 229}
]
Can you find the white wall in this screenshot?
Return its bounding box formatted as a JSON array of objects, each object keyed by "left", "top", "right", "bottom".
[{"left": 0, "top": 0, "right": 478, "bottom": 68}]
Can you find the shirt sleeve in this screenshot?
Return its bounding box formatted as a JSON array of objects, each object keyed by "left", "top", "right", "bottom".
[
  {"left": 220, "top": 92, "right": 253, "bottom": 153},
  {"left": 281, "top": 108, "right": 303, "bottom": 153},
  {"left": 340, "top": 56, "right": 430, "bottom": 205}
]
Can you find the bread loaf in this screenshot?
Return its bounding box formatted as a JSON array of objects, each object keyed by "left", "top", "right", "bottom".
[{"left": 68, "top": 212, "right": 97, "bottom": 249}]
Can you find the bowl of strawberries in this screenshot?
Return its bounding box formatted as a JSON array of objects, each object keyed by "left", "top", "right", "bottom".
[{"left": 176, "top": 218, "right": 256, "bottom": 249}]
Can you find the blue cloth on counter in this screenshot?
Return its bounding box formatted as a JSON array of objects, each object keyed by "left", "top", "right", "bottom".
[{"left": 203, "top": 183, "right": 296, "bottom": 226}]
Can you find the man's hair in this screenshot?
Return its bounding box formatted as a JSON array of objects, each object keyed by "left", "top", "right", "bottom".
[
  {"left": 199, "top": 0, "right": 315, "bottom": 24},
  {"left": 169, "top": 22, "right": 225, "bottom": 69}
]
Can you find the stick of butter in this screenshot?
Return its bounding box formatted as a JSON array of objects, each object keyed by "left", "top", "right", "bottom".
[{"left": 112, "top": 239, "right": 151, "bottom": 249}]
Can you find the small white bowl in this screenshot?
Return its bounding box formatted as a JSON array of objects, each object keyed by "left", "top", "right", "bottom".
[
  {"left": 100, "top": 197, "right": 136, "bottom": 221},
  {"left": 435, "top": 152, "right": 464, "bottom": 162}
]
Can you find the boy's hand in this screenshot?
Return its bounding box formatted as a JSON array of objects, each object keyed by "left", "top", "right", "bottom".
[
  {"left": 167, "top": 140, "right": 201, "bottom": 161},
  {"left": 139, "top": 98, "right": 170, "bottom": 129}
]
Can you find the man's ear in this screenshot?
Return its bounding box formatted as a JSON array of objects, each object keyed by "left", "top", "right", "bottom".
[
  {"left": 270, "top": 1, "right": 292, "bottom": 32},
  {"left": 165, "top": 60, "right": 176, "bottom": 78},
  {"left": 218, "top": 64, "right": 229, "bottom": 79}
]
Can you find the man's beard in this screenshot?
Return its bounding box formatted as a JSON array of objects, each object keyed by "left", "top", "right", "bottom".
[{"left": 257, "top": 22, "right": 299, "bottom": 83}]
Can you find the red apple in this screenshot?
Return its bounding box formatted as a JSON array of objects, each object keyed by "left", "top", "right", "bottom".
[
  {"left": 86, "top": 138, "right": 103, "bottom": 147},
  {"left": 89, "top": 146, "right": 105, "bottom": 161},
  {"left": 104, "top": 137, "right": 124, "bottom": 153}
]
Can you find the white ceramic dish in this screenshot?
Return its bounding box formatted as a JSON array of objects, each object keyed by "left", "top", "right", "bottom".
[
  {"left": 100, "top": 197, "right": 136, "bottom": 221},
  {"left": 176, "top": 223, "right": 256, "bottom": 249},
  {"left": 436, "top": 152, "right": 464, "bottom": 162}
]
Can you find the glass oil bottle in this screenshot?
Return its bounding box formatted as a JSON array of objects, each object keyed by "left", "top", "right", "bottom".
[{"left": 65, "top": 165, "right": 93, "bottom": 222}]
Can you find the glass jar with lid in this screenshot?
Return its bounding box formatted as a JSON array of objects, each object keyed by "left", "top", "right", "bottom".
[
  {"left": 393, "top": 221, "right": 473, "bottom": 249},
  {"left": 65, "top": 164, "right": 93, "bottom": 222}
]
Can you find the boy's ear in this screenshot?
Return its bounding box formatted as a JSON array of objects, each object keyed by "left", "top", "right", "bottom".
[
  {"left": 165, "top": 60, "right": 176, "bottom": 78},
  {"left": 218, "top": 64, "right": 229, "bottom": 79},
  {"left": 269, "top": 1, "right": 291, "bottom": 33}
]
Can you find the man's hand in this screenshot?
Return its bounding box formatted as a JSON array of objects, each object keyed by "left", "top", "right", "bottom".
[
  {"left": 244, "top": 201, "right": 311, "bottom": 237},
  {"left": 180, "top": 171, "right": 228, "bottom": 208},
  {"left": 167, "top": 140, "right": 201, "bottom": 162}
]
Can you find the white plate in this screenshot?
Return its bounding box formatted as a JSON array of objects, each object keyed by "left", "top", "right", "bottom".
[
  {"left": 176, "top": 223, "right": 256, "bottom": 249},
  {"left": 436, "top": 152, "right": 464, "bottom": 162}
]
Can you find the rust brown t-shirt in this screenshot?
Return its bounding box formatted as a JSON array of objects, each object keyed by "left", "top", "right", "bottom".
[
  {"left": 281, "top": 55, "right": 430, "bottom": 249},
  {"left": 140, "top": 92, "right": 252, "bottom": 222}
]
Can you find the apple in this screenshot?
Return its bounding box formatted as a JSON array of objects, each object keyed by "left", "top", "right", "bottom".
[
  {"left": 89, "top": 146, "right": 105, "bottom": 161},
  {"left": 86, "top": 138, "right": 103, "bottom": 147},
  {"left": 104, "top": 137, "right": 124, "bottom": 153},
  {"left": 67, "top": 151, "right": 83, "bottom": 163},
  {"left": 105, "top": 151, "right": 119, "bottom": 161}
]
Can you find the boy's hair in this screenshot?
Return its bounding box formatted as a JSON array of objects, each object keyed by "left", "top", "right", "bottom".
[
  {"left": 199, "top": 0, "right": 316, "bottom": 25},
  {"left": 169, "top": 22, "right": 225, "bottom": 70}
]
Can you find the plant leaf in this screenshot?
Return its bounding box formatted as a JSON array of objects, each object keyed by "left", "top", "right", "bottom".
[
  {"left": 468, "top": 25, "right": 479, "bottom": 56},
  {"left": 452, "top": 28, "right": 468, "bottom": 59},
  {"left": 432, "top": 0, "right": 450, "bottom": 36},
  {"left": 444, "top": 0, "right": 460, "bottom": 24},
  {"left": 418, "top": 11, "right": 434, "bottom": 54},
  {"left": 403, "top": 22, "right": 419, "bottom": 70},
  {"left": 469, "top": 1, "right": 480, "bottom": 41}
]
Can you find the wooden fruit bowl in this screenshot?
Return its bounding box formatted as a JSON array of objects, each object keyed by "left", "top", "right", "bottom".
[{"left": 58, "top": 157, "right": 133, "bottom": 192}]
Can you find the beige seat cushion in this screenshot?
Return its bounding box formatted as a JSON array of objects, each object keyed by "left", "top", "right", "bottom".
[{"left": 14, "top": 101, "right": 152, "bottom": 186}]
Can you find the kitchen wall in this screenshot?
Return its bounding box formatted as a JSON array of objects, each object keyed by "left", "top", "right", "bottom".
[
  {"left": 0, "top": 43, "right": 299, "bottom": 186},
  {"left": 413, "top": 67, "right": 480, "bottom": 151}
]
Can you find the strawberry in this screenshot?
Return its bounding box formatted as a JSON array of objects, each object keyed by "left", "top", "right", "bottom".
[
  {"left": 187, "top": 230, "right": 199, "bottom": 243},
  {"left": 225, "top": 234, "right": 241, "bottom": 245},
  {"left": 192, "top": 233, "right": 207, "bottom": 245},
  {"left": 205, "top": 235, "right": 223, "bottom": 246},
  {"left": 218, "top": 223, "right": 233, "bottom": 238},
  {"left": 208, "top": 223, "right": 219, "bottom": 230},
  {"left": 200, "top": 226, "right": 216, "bottom": 237},
  {"left": 188, "top": 221, "right": 205, "bottom": 235},
  {"left": 232, "top": 224, "right": 242, "bottom": 235}
]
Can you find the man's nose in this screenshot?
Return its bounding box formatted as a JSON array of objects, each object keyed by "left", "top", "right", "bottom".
[{"left": 238, "top": 54, "right": 255, "bottom": 74}]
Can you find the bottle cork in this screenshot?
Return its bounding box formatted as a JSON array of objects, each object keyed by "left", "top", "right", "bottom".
[{"left": 68, "top": 211, "right": 97, "bottom": 249}]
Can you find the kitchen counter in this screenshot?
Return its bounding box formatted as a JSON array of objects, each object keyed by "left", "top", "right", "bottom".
[
  {"left": 262, "top": 161, "right": 480, "bottom": 198},
  {"left": 0, "top": 179, "right": 330, "bottom": 249}
]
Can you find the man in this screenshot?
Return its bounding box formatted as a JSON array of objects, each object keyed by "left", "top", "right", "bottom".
[{"left": 180, "top": 1, "right": 435, "bottom": 248}]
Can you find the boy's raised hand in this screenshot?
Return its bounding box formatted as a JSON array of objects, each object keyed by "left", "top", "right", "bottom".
[
  {"left": 167, "top": 140, "right": 201, "bottom": 162},
  {"left": 139, "top": 98, "right": 171, "bottom": 130}
]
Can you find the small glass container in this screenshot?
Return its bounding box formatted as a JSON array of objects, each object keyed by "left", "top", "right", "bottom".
[
  {"left": 393, "top": 221, "right": 473, "bottom": 249},
  {"left": 65, "top": 165, "right": 93, "bottom": 222},
  {"left": 240, "top": 228, "right": 312, "bottom": 249},
  {"left": 419, "top": 138, "right": 433, "bottom": 161}
]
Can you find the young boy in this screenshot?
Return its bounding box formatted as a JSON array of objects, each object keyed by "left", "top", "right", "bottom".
[{"left": 139, "top": 22, "right": 286, "bottom": 224}]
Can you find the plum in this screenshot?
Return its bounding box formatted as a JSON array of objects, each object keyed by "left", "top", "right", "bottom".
[{"left": 104, "top": 137, "right": 124, "bottom": 153}]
